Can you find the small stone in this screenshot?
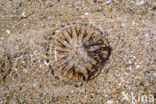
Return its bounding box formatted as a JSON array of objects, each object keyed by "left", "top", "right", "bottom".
[
  {"left": 136, "top": 0, "right": 145, "bottom": 6},
  {"left": 51, "top": 69, "right": 54, "bottom": 75},
  {"left": 101, "top": 82, "right": 104, "bottom": 86},
  {"left": 44, "top": 60, "right": 49, "bottom": 66},
  {"left": 93, "top": 0, "right": 97, "bottom": 3},
  {"left": 13, "top": 53, "right": 17, "bottom": 58},
  {"left": 85, "top": 12, "right": 89, "bottom": 15},
  {"left": 48, "top": 16, "right": 52, "bottom": 20},
  {"left": 105, "top": 0, "right": 111, "bottom": 5},
  {"left": 33, "top": 84, "right": 37, "bottom": 87},
  {"left": 74, "top": 82, "right": 83, "bottom": 87},
  {"left": 120, "top": 77, "right": 125, "bottom": 82},
  {"left": 154, "top": 34, "right": 156, "bottom": 40},
  {"left": 145, "top": 33, "right": 149, "bottom": 37},
  {"left": 137, "top": 41, "right": 140, "bottom": 44},
  {"left": 22, "top": 11, "right": 27, "bottom": 17},
  {"left": 23, "top": 69, "right": 28, "bottom": 73},
  {"left": 124, "top": 60, "right": 133, "bottom": 65},
  {"left": 152, "top": 6, "right": 156, "bottom": 10},
  {"left": 52, "top": 32, "right": 55, "bottom": 35},
  {"left": 146, "top": 76, "right": 151, "bottom": 82},
  {"left": 106, "top": 100, "right": 114, "bottom": 104},
  {"left": 128, "top": 66, "right": 133, "bottom": 71},
  {"left": 6, "top": 30, "right": 10, "bottom": 34},
  {"left": 55, "top": 76, "right": 59, "bottom": 80},
  {"left": 136, "top": 65, "right": 140, "bottom": 69},
  {"left": 50, "top": 3, "right": 55, "bottom": 7},
  {"left": 14, "top": 68, "right": 18, "bottom": 72}
]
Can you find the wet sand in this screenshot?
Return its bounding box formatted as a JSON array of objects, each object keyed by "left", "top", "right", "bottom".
[{"left": 0, "top": 0, "right": 155, "bottom": 103}]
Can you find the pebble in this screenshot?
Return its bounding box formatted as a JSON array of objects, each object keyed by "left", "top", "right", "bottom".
[
  {"left": 23, "top": 69, "right": 28, "bottom": 74},
  {"left": 128, "top": 66, "right": 133, "bottom": 71},
  {"left": 137, "top": 41, "right": 140, "bottom": 45},
  {"left": 55, "top": 76, "right": 59, "bottom": 80},
  {"left": 106, "top": 100, "right": 114, "bottom": 104},
  {"left": 13, "top": 53, "right": 17, "bottom": 58},
  {"left": 93, "top": 0, "right": 97, "bottom": 3},
  {"left": 85, "top": 12, "right": 89, "bottom": 15},
  {"left": 136, "top": 65, "right": 141, "bottom": 69},
  {"left": 33, "top": 84, "right": 37, "bottom": 87},
  {"left": 120, "top": 77, "right": 125, "bottom": 82},
  {"left": 146, "top": 76, "right": 151, "bottom": 82},
  {"left": 22, "top": 12, "right": 27, "bottom": 18},
  {"left": 136, "top": 0, "right": 145, "bottom": 6},
  {"left": 105, "top": 0, "right": 111, "bottom": 5},
  {"left": 44, "top": 60, "right": 49, "bottom": 66},
  {"left": 145, "top": 33, "right": 149, "bottom": 37},
  {"left": 154, "top": 34, "right": 156, "bottom": 40},
  {"left": 14, "top": 68, "right": 18, "bottom": 72},
  {"left": 48, "top": 16, "right": 52, "bottom": 20},
  {"left": 101, "top": 82, "right": 104, "bottom": 86},
  {"left": 50, "top": 3, "right": 55, "bottom": 7},
  {"left": 6, "top": 30, "right": 10, "bottom": 34},
  {"left": 123, "top": 60, "right": 133, "bottom": 65}
]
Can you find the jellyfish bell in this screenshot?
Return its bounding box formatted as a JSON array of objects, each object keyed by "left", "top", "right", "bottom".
[{"left": 48, "top": 23, "right": 111, "bottom": 81}]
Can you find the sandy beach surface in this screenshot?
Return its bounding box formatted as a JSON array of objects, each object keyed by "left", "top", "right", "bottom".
[{"left": 0, "top": 0, "right": 155, "bottom": 103}]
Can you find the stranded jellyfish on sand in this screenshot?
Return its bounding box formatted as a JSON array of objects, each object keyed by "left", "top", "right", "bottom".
[{"left": 49, "top": 23, "right": 111, "bottom": 81}]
